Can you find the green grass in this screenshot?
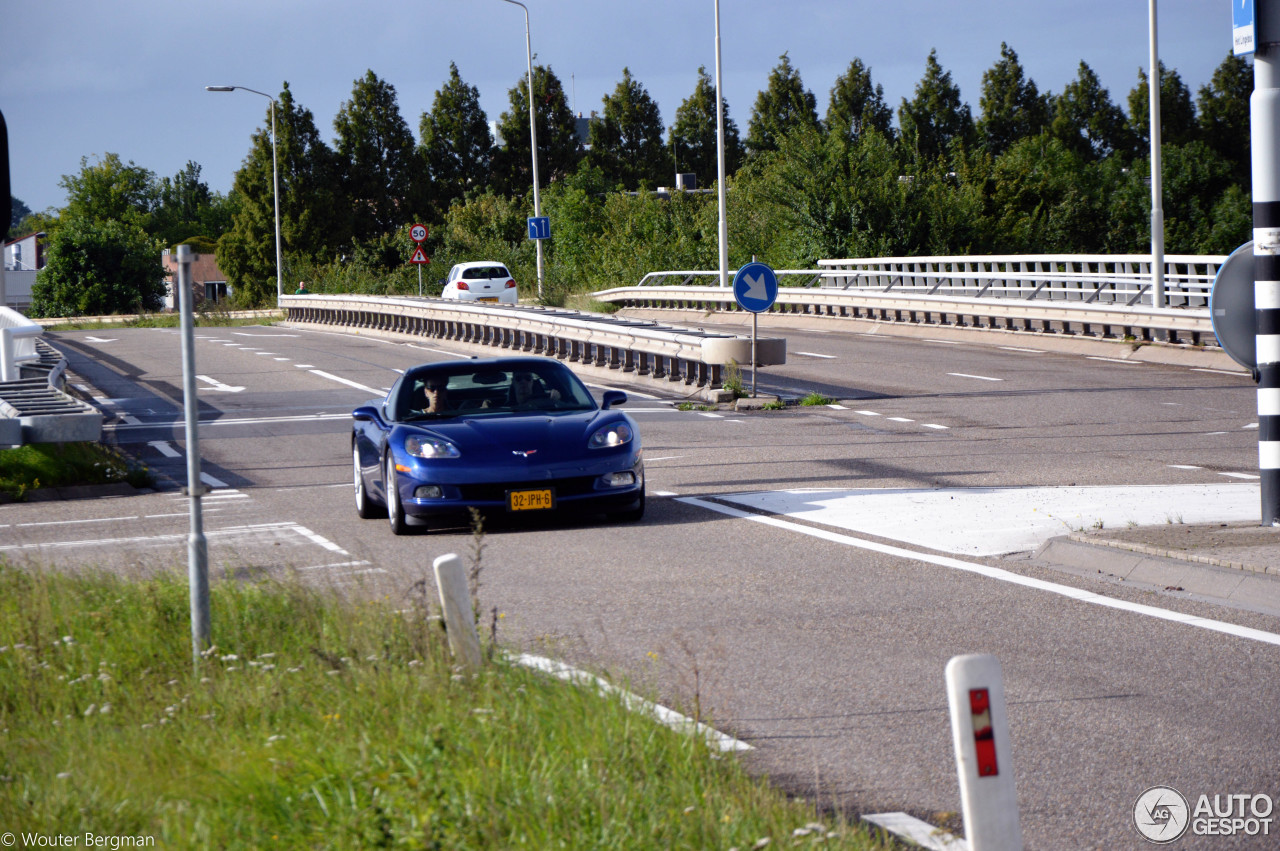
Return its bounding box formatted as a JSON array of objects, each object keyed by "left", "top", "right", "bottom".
[
  {"left": 0, "top": 442, "right": 153, "bottom": 500},
  {"left": 799, "top": 392, "right": 836, "bottom": 407},
  {"left": 0, "top": 566, "right": 892, "bottom": 850}
]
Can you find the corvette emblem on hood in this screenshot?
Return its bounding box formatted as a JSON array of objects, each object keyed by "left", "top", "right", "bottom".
[{"left": 512, "top": 450, "right": 538, "bottom": 458}]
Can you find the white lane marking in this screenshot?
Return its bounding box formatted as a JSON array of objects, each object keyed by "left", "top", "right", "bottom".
[
  {"left": 922, "top": 423, "right": 949, "bottom": 430},
  {"left": 405, "top": 344, "right": 465, "bottom": 357},
  {"left": 83, "top": 336, "right": 117, "bottom": 343},
  {"left": 678, "top": 496, "right": 1280, "bottom": 648},
  {"left": 1168, "top": 465, "right": 1202, "bottom": 470},
  {"left": 516, "top": 653, "right": 752, "bottom": 752},
  {"left": 924, "top": 339, "right": 963, "bottom": 345},
  {"left": 645, "top": 456, "right": 687, "bottom": 462},
  {"left": 273, "top": 357, "right": 290, "bottom": 361},
  {"left": 6, "top": 515, "right": 138, "bottom": 530},
  {"left": 654, "top": 490, "right": 679, "bottom": 497},
  {"left": 148, "top": 441, "right": 181, "bottom": 458},
  {"left": 234, "top": 332, "right": 299, "bottom": 337},
  {"left": 827, "top": 404, "right": 848, "bottom": 410},
  {"left": 1193, "top": 368, "right": 1249, "bottom": 376},
  {"left": 196, "top": 375, "right": 245, "bottom": 393},
  {"left": 854, "top": 410, "right": 881, "bottom": 416},
  {"left": 300, "top": 560, "right": 373, "bottom": 571},
  {"left": 200, "top": 472, "right": 229, "bottom": 489},
  {"left": 0, "top": 521, "right": 330, "bottom": 553},
  {"left": 295, "top": 364, "right": 315, "bottom": 369},
  {"left": 308, "top": 370, "right": 384, "bottom": 395},
  {"left": 1221, "top": 472, "right": 1261, "bottom": 480},
  {"left": 795, "top": 351, "right": 837, "bottom": 359},
  {"left": 253, "top": 352, "right": 279, "bottom": 356},
  {"left": 1087, "top": 356, "right": 1140, "bottom": 365},
  {"left": 998, "top": 346, "right": 1044, "bottom": 354},
  {"left": 888, "top": 417, "right": 915, "bottom": 423},
  {"left": 862, "top": 813, "right": 965, "bottom": 850},
  {"left": 698, "top": 412, "right": 724, "bottom": 419},
  {"left": 947, "top": 373, "right": 1002, "bottom": 382},
  {"left": 1245, "top": 423, "right": 1260, "bottom": 430},
  {"left": 108, "top": 413, "right": 352, "bottom": 431}
]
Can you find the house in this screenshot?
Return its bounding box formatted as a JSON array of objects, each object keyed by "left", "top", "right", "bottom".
[
  {"left": 2, "top": 232, "right": 45, "bottom": 312},
  {"left": 160, "top": 248, "right": 229, "bottom": 309}
]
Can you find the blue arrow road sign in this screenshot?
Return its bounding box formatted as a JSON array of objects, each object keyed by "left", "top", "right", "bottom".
[
  {"left": 733, "top": 262, "right": 779, "bottom": 313},
  {"left": 527, "top": 216, "right": 551, "bottom": 240}
]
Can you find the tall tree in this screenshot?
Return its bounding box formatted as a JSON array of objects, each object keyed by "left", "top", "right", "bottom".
[
  {"left": 420, "top": 62, "right": 492, "bottom": 216},
  {"left": 587, "top": 68, "right": 667, "bottom": 189},
  {"left": 218, "top": 83, "right": 349, "bottom": 306},
  {"left": 150, "top": 160, "right": 228, "bottom": 247},
  {"left": 1197, "top": 52, "right": 1252, "bottom": 187},
  {"left": 1127, "top": 62, "right": 1198, "bottom": 152},
  {"left": 898, "top": 50, "right": 974, "bottom": 163},
  {"left": 59, "top": 153, "right": 156, "bottom": 227},
  {"left": 492, "top": 65, "right": 581, "bottom": 194},
  {"left": 977, "top": 43, "right": 1050, "bottom": 156},
  {"left": 9, "top": 195, "right": 32, "bottom": 236},
  {"left": 30, "top": 217, "right": 163, "bottom": 318},
  {"left": 745, "top": 53, "right": 820, "bottom": 157},
  {"left": 1050, "top": 61, "right": 1131, "bottom": 161},
  {"left": 826, "top": 58, "right": 893, "bottom": 144},
  {"left": 334, "top": 70, "right": 421, "bottom": 241},
  {"left": 668, "top": 65, "right": 744, "bottom": 186}
]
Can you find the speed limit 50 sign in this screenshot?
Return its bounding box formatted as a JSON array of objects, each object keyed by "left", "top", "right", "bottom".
[{"left": 410, "top": 223, "right": 428, "bottom": 242}]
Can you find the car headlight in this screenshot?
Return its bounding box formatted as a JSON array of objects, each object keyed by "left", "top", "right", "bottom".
[
  {"left": 405, "top": 435, "right": 460, "bottom": 459},
  {"left": 589, "top": 422, "right": 633, "bottom": 449}
]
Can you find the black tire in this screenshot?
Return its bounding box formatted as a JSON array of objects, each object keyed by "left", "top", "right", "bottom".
[
  {"left": 612, "top": 485, "right": 646, "bottom": 523},
  {"left": 385, "top": 454, "right": 410, "bottom": 535},
  {"left": 354, "top": 441, "right": 381, "bottom": 519}
]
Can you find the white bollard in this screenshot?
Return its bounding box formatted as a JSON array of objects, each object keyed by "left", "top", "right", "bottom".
[
  {"left": 433, "top": 553, "right": 482, "bottom": 672},
  {"left": 945, "top": 654, "right": 1023, "bottom": 851}
]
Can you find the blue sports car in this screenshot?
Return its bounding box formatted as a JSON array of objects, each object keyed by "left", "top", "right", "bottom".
[{"left": 352, "top": 357, "right": 644, "bottom": 534}]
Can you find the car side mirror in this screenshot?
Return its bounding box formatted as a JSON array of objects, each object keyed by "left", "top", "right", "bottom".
[
  {"left": 352, "top": 405, "right": 378, "bottom": 422},
  {"left": 601, "top": 390, "right": 627, "bottom": 409}
]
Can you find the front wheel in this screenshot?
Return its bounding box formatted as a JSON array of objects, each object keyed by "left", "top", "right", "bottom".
[
  {"left": 611, "top": 486, "right": 645, "bottom": 523},
  {"left": 354, "top": 441, "right": 380, "bottom": 519},
  {"left": 385, "top": 454, "right": 410, "bottom": 535}
]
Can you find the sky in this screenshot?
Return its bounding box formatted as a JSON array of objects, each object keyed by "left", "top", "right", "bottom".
[{"left": 2, "top": 1, "right": 1241, "bottom": 217}]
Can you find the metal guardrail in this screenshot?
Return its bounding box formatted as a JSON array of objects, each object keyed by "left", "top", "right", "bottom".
[
  {"left": 636, "top": 255, "right": 1224, "bottom": 308},
  {"left": 611, "top": 254, "right": 1225, "bottom": 347},
  {"left": 281, "top": 294, "right": 786, "bottom": 397},
  {"left": 1, "top": 305, "right": 42, "bottom": 381},
  {"left": 0, "top": 338, "right": 102, "bottom": 448}
]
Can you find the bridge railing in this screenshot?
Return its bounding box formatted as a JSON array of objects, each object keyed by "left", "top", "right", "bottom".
[
  {"left": 635, "top": 254, "right": 1225, "bottom": 308},
  {"left": 281, "top": 294, "right": 785, "bottom": 399},
  {"left": 611, "top": 254, "right": 1223, "bottom": 347}
]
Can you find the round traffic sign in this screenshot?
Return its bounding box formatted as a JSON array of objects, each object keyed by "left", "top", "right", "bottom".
[
  {"left": 1210, "top": 240, "right": 1256, "bottom": 370},
  {"left": 732, "top": 262, "right": 779, "bottom": 313},
  {"left": 410, "top": 223, "right": 428, "bottom": 243}
]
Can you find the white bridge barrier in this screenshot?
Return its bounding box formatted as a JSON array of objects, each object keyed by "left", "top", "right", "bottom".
[
  {"left": 610, "top": 254, "right": 1224, "bottom": 347},
  {"left": 1, "top": 305, "right": 41, "bottom": 382},
  {"left": 282, "top": 294, "right": 785, "bottom": 399}
]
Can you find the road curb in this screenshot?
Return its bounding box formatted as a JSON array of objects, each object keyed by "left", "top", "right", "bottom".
[{"left": 1033, "top": 536, "right": 1280, "bottom": 613}]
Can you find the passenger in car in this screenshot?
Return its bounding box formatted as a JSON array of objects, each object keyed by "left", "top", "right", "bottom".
[
  {"left": 510, "top": 371, "right": 561, "bottom": 405},
  {"left": 418, "top": 378, "right": 451, "bottom": 413}
]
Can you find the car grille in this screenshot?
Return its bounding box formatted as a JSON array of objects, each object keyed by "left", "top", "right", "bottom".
[{"left": 456, "top": 475, "right": 601, "bottom": 502}]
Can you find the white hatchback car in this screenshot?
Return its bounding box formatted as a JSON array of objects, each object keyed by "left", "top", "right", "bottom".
[{"left": 441, "top": 262, "right": 519, "bottom": 304}]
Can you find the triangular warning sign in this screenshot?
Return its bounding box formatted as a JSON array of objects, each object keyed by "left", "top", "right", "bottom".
[{"left": 410, "top": 246, "right": 430, "bottom": 264}]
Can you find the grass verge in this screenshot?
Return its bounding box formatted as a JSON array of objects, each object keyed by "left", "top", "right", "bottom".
[
  {"left": 0, "top": 443, "right": 153, "bottom": 501},
  {"left": 0, "top": 566, "right": 891, "bottom": 850}
]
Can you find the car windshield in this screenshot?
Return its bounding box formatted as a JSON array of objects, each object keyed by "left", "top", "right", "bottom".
[
  {"left": 392, "top": 363, "right": 595, "bottom": 421},
  {"left": 461, "top": 266, "right": 510, "bottom": 280}
]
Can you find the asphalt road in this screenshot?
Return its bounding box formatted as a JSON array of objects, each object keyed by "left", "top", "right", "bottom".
[{"left": 4, "top": 321, "right": 1276, "bottom": 850}]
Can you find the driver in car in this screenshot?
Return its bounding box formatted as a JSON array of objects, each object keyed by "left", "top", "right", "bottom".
[{"left": 418, "top": 377, "right": 451, "bottom": 413}]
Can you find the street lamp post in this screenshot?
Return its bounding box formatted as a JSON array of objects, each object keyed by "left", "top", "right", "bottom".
[
  {"left": 500, "top": 0, "right": 544, "bottom": 299},
  {"left": 205, "top": 85, "right": 284, "bottom": 305},
  {"left": 1148, "top": 0, "right": 1165, "bottom": 311},
  {"left": 714, "top": 0, "right": 729, "bottom": 288}
]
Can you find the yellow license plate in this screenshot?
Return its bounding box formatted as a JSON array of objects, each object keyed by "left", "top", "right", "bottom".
[
  {"left": 508, "top": 489, "right": 554, "bottom": 511},
  {"left": 478, "top": 297, "right": 499, "bottom": 303}
]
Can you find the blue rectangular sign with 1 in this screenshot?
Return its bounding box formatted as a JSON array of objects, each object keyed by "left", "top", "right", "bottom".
[
  {"left": 1235, "top": 0, "right": 1256, "bottom": 56},
  {"left": 527, "top": 216, "right": 551, "bottom": 240}
]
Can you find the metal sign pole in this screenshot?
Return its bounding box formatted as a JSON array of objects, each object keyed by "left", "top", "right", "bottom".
[
  {"left": 1255, "top": 0, "right": 1280, "bottom": 524},
  {"left": 751, "top": 312, "right": 758, "bottom": 398},
  {"left": 177, "top": 245, "right": 210, "bottom": 659}
]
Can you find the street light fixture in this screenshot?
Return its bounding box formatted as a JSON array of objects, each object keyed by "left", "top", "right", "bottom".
[
  {"left": 205, "top": 85, "right": 284, "bottom": 305},
  {"left": 499, "top": 0, "right": 544, "bottom": 299}
]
